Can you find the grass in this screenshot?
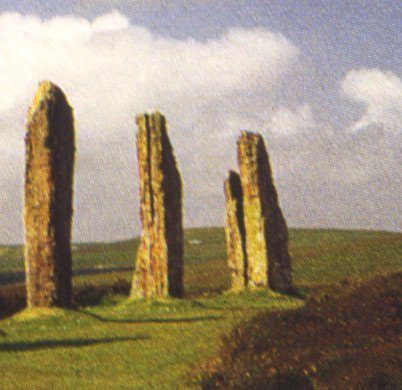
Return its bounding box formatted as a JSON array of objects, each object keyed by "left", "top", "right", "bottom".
[
  {"left": 0, "top": 227, "right": 401, "bottom": 390},
  {"left": 0, "top": 228, "right": 226, "bottom": 272},
  {"left": 201, "top": 272, "right": 402, "bottom": 390},
  {"left": 289, "top": 229, "right": 402, "bottom": 287},
  {"left": 1, "top": 228, "right": 400, "bottom": 288},
  {"left": 0, "top": 292, "right": 301, "bottom": 390}
]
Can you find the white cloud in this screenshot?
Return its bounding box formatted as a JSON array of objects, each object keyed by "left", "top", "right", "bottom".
[
  {"left": 0, "top": 10, "right": 299, "bottom": 242},
  {"left": 266, "top": 104, "right": 316, "bottom": 136},
  {"left": 92, "top": 9, "right": 130, "bottom": 31},
  {"left": 341, "top": 68, "right": 402, "bottom": 133},
  {"left": 0, "top": 11, "right": 299, "bottom": 138}
]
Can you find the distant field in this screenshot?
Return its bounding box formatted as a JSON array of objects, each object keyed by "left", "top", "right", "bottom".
[
  {"left": 0, "top": 228, "right": 401, "bottom": 390},
  {"left": 1, "top": 228, "right": 400, "bottom": 290},
  {"left": 0, "top": 227, "right": 227, "bottom": 272}
]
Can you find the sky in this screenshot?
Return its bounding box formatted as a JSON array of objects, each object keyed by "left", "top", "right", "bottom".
[{"left": 0, "top": 0, "right": 401, "bottom": 243}]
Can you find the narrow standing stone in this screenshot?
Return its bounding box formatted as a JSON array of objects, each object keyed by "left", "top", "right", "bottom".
[
  {"left": 130, "top": 112, "right": 184, "bottom": 298},
  {"left": 237, "top": 131, "right": 292, "bottom": 292},
  {"left": 23, "top": 81, "right": 75, "bottom": 308},
  {"left": 224, "top": 170, "right": 248, "bottom": 290}
]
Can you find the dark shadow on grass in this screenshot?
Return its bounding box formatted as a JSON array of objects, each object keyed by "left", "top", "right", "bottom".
[
  {"left": 281, "top": 287, "right": 307, "bottom": 299},
  {"left": 284, "top": 284, "right": 339, "bottom": 300},
  {"left": 80, "top": 310, "right": 223, "bottom": 324},
  {"left": 0, "top": 335, "right": 148, "bottom": 352}
]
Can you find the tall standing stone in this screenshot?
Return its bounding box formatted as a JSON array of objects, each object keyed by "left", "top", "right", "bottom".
[
  {"left": 130, "top": 112, "right": 184, "bottom": 299},
  {"left": 224, "top": 170, "right": 248, "bottom": 290},
  {"left": 23, "top": 81, "right": 75, "bottom": 308},
  {"left": 237, "top": 131, "right": 292, "bottom": 292}
]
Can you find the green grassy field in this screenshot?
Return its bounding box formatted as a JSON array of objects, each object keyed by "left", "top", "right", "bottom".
[
  {"left": 0, "top": 228, "right": 227, "bottom": 272},
  {"left": 0, "top": 228, "right": 401, "bottom": 389}
]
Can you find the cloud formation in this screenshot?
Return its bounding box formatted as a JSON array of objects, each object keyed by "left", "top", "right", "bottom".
[
  {"left": 0, "top": 11, "right": 299, "bottom": 118},
  {"left": 342, "top": 68, "right": 402, "bottom": 133},
  {"left": 0, "top": 10, "right": 300, "bottom": 242},
  {"left": 266, "top": 104, "right": 316, "bottom": 136}
]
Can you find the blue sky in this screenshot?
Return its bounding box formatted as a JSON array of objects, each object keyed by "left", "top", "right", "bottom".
[{"left": 0, "top": 0, "right": 401, "bottom": 243}]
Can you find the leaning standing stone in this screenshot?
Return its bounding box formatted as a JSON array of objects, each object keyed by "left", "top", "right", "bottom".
[
  {"left": 130, "top": 112, "right": 184, "bottom": 298},
  {"left": 224, "top": 170, "right": 248, "bottom": 290},
  {"left": 23, "top": 81, "right": 75, "bottom": 308},
  {"left": 237, "top": 131, "right": 292, "bottom": 292}
]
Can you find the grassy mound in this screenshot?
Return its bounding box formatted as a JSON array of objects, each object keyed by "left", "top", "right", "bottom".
[{"left": 201, "top": 272, "right": 402, "bottom": 390}]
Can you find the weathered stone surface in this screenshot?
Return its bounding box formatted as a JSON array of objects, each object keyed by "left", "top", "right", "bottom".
[
  {"left": 237, "top": 131, "right": 292, "bottom": 292},
  {"left": 130, "top": 112, "right": 184, "bottom": 298},
  {"left": 23, "top": 80, "right": 75, "bottom": 308},
  {"left": 224, "top": 170, "right": 248, "bottom": 290}
]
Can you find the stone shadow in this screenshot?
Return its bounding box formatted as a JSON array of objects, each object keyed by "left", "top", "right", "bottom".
[
  {"left": 80, "top": 310, "right": 223, "bottom": 324},
  {"left": 0, "top": 335, "right": 148, "bottom": 352}
]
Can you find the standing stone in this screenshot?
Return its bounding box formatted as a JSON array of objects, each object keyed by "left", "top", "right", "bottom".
[
  {"left": 237, "top": 131, "right": 292, "bottom": 292},
  {"left": 130, "top": 112, "right": 184, "bottom": 298},
  {"left": 224, "top": 171, "right": 248, "bottom": 290},
  {"left": 23, "top": 81, "right": 75, "bottom": 308}
]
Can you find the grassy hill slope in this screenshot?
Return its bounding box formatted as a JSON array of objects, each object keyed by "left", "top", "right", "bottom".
[
  {"left": 0, "top": 228, "right": 400, "bottom": 390},
  {"left": 202, "top": 272, "right": 402, "bottom": 390}
]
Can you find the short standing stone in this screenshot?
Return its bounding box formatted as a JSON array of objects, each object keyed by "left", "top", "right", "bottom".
[
  {"left": 23, "top": 81, "right": 75, "bottom": 308},
  {"left": 237, "top": 131, "right": 292, "bottom": 291},
  {"left": 130, "top": 112, "right": 184, "bottom": 298},
  {"left": 224, "top": 170, "right": 248, "bottom": 290}
]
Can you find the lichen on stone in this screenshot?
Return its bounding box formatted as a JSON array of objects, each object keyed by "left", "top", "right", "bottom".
[
  {"left": 27, "top": 80, "right": 55, "bottom": 123},
  {"left": 224, "top": 170, "right": 248, "bottom": 290},
  {"left": 23, "top": 80, "right": 75, "bottom": 308},
  {"left": 130, "top": 112, "right": 184, "bottom": 299},
  {"left": 237, "top": 131, "right": 292, "bottom": 292}
]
